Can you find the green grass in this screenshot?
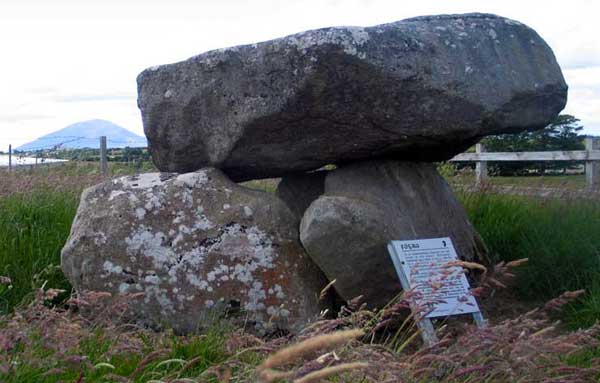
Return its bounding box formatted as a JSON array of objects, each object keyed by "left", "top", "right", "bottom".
[
  {"left": 460, "top": 192, "right": 600, "bottom": 328},
  {"left": 2, "top": 326, "right": 233, "bottom": 383},
  {"left": 241, "top": 178, "right": 280, "bottom": 193},
  {"left": 486, "top": 174, "right": 587, "bottom": 189},
  {"left": 451, "top": 173, "right": 587, "bottom": 190},
  {"left": 0, "top": 191, "right": 78, "bottom": 313}
]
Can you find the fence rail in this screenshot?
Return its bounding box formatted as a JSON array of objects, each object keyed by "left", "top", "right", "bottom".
[
  {"left": 3, "top": 136, "right": 109, "bottom": 176},
  {"left": 451, "top": 137, "right": 600, "bottom": 191}
]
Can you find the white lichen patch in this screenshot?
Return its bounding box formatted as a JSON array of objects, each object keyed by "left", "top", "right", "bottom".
[
  {"left": 348, "top": 27, "right": 370, "bottom": 46},
  {"left": 180, "top": 188, "right": 194, "bottom": 208},
  {"left": 128, "top": 194, "right": 140, "bottom": 204},
  {"left": 267, "top": 305, "right": 290, "bottom": 318},
  {"left": 243, "top": 206, "right": 253, "bottom": 217},
  {"left": 143, "top": 284, "right": 175, "bottom": 314},
  {"left": 103, "top": 260, "right": 123, "bottom": 276},
  {"left": 119, "top": 173, "right": 163, "bottom": 189},
  {"left": 93, "top": 231, "right": 108, "bottom": 245},
  {"left": 504, "top": 18, "right": 522, "bottom": 26},
  {"left": 125, "top": 227, "right": 176, "bottom": 270},
  {"left": 135, "top": 208, "right": 146, "bottom": 220},
  {"left": 286, "top": 26, "right": 370, "bottom": 59},
  {"left": 194, "top": 208, "right": 214, "bottom": 230},
  {"left": 246, "top": 281, "right": 267, "bottom": 311},
  {"left": 109, "top": 190, "right": 127, "bottom": 201},
  {"left": 144, "top": 275, "right": 161, "bottom": 284},
  {"left": 143, "top": 190, "right": 165, "bottom": 213},
  {"left": 187, "top": 274, "right": 209, "bottom": 290},
  {"left": 173, "top": 211, "right": 185, "bottom": 224},
  {"left": 269, "top": 284, "right": 286, "bottom": 299},
  {"left": 173, "top": 171, "right": 208, "bottom": 188}
]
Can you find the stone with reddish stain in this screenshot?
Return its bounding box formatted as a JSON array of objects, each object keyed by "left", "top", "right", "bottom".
[{"left": 61, "top": 168, "right": 327, "bottom": 334}]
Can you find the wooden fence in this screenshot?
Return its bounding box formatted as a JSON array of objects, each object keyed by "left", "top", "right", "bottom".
[{"left": 451, "top": 137, "right": 600, "bottom": 191}]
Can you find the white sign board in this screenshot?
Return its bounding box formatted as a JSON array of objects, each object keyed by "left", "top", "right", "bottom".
[{"left": 388, "top": 237, "right": 480, "bottom": 318}]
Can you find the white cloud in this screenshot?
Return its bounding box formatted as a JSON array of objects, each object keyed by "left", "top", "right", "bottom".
[
  {"left": 0, "top": 0, "right": 598, "bottom": 151},
  {"left": 563, "top": 66, "right": 600, "bottom": 135}
]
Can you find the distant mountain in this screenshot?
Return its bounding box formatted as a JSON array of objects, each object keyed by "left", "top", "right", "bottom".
[{"left": 17, "top": 120, "right": 147, "bottom": 151}]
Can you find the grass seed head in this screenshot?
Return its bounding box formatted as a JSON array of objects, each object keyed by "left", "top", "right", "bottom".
[
  {"left": 293, "top": 362, "right": 369, "bottom": 383},
  {"left": 260, "top": 329, "right": 364, "bottom": 370}
]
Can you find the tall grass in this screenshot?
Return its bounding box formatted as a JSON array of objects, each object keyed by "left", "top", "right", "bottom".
[
  {"left": 461, "top": 192, "right": 600, "bottom": 298},
  {"left": 461, "top": 192, "right": 600, "bottom": 328},
  {"left": 0, "top": 191, "right": 78, "bottom": 313},
  {"left": 0, "top": 290, "right": 234, "bottom": 382},
  {"left": 3, "top": 287, "right": 598, "bottom": 382}
]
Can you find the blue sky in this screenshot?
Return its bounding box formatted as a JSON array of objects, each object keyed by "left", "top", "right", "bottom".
[{"left": 0, "top": 0, "right": 598, "bottom": 151}]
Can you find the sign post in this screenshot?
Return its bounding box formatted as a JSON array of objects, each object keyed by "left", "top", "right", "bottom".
[{"left": 388, "top": 237, "right": 485, "bottom": 345}]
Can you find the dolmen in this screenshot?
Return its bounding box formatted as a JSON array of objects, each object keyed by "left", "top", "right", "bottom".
[{"left": 62, "top": 13, "right": 567, "bottom": 333}]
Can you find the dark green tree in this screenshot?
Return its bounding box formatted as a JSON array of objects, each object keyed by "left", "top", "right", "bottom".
[{"left": 482, "top": 114, "right": 585, "bottom": 176}]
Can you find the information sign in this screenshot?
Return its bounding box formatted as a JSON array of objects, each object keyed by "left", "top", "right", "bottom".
[{"left": 388, "top": 237, "right": 480, "bottom": 318}]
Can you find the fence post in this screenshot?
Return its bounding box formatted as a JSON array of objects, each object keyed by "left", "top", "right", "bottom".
[
  {"left": 585, "top": 137, "right": 599, "bottom": 191},
  {"left": 475, "top": 143, "right": 488, "bottom": 187},
  {"left": 100, "top": 136, "right": 108, "bottom": 176},
  {"left": 8, "top": 144, "right": 12, "bottom": 173}
]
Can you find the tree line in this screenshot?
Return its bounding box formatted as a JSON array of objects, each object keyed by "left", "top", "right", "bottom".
[{"left": 481, "top": 114, "right": 588, "bottom": 176}]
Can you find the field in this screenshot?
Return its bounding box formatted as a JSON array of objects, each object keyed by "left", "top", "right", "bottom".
[
  {"left": 1, "top": 163, "right": 600, "bottom": 382},
  {"left": 455, "top": 173, "right": 588, "bottom": 190}
]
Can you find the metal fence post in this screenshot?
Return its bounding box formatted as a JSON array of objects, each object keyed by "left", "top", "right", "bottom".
[
  {"left": 475, "top": 143, "right": 487, "bottom": 187},
  {"left": 100, "top": 136, "right": 108, "bottom": 176},
  {"left": 8, "top": 144, "right": 12, "bottom": 173},
  {"left": 585, "top": 137, "right": 599, "bottom": 191}
]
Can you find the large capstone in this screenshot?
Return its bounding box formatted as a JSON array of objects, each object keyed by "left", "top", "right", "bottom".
[
  {"left": 295, "top": 161, "right": 488, "bottom": 309},
  {"left": 61, "top": 169, "right": 327, "bottom": 334},
  {"left": 138, "top": 13, "right": 567, "bottom": 181}
]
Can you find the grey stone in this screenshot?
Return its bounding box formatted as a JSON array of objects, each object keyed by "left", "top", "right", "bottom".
[
  {"left": 276, "top": 171, "right": 326, "bottom": 220},
  {"left": 138, "top": 13, "right": 567, "bottom": 181},
  {"left": 61, "top": 169, "right": 327, "bottom": 334},
  {"left": 299, "top": 161, "right": 488, "bottom": 308}
]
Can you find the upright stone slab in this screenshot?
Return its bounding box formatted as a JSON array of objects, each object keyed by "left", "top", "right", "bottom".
[
  {"left": 299, "top": 161, "right": 488, "bottom": 308},
  {"left": 61, "top": 169, "right": 327, "bottom": 333},
  {"left": 276, "top": 171, "right": 326, "bottom": 220},
  {"left": 138, "top": 13, "right": 567, "bottom": 181}
]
